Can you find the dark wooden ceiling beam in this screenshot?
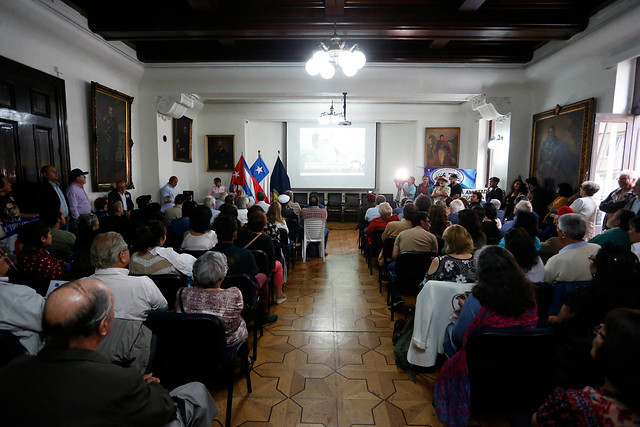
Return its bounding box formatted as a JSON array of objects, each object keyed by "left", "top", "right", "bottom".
[{"left": 94, "top": 23, "right": 584, "bottom": 42}]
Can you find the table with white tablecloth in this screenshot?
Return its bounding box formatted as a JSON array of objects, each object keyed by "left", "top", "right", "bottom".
[{"left": 407, "top": 280, "right": 475, "bottom": 367}]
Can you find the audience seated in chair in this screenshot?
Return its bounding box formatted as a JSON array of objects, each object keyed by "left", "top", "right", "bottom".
[
  {"left": 176, "top": 251, "right": 248, "bottom": 347},
  {"left": 544, "top": 214, "right": 600, "bottom": 284},
  {"left": 533, "top": 308, "right": 640, "bottom": 426},
  {"left": 265, "top": 201, "right": 289, "bottom": 240},
  {"left": 392, "top": 211, "right": 438, "bottom": 260},
  {"left": 364, "top": 194, "right": 386, "bottom": 222},
  {"left": 0, "top": 278, "right": 219, "bottom": 426},
  {"left": 481, "top": 203, "right": 502, "bottom": 245},
  {"left": 212, "top": 215, "right": 276, "bottom": 326},
  {"left": 365, "top": 202, "right": 398, "bottom": 245},
  {"left": 168, "top": 200, "right": 194, "bottom": 248},
  {"left": 435, "top": 246, "right": 537, "bottom": 426},
  {"left": 180, "top": 205, "right": 217, "bottom": 251},
  {"left": 235, "top": 211, "right": 287, "bottom": 304},
  {"left": 458, "top": 209, "right": 487, "bottom": 253},
  {"left": 89, "top": 232, "right": 167, "bottom": 320},
  {"left": 301, "top": 194, "right": 329, "bottom": 251},
  {"left": 421, "top": 224, "right": 476, "bottom": 288},
  {"left": 589, "top": 208, "right": 634, "bottom": 248},
  {"left": 504, "top": 227, "right": 545, "bottom": 282},
  {"left": 0, "top": 256, "right": 44, "bottom": 355},
  {"left": 549, "top": 244, "right": 640, "bottom": 387},
  {"left": 16, "top": 220, "right": 69, "bottom": 280},
  {"left": 99, "top": 200, "right": 134, "bottom": 243},
  {"left": 130, "top": 220, "right": 196, "bottom": 277},
  {"left": 41, "top": 208, "right": 75, "bottom": 261}
]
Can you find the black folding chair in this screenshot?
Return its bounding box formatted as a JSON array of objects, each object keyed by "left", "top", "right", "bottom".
[
  {"left": 144, "top": 311, "right": 252, "bottom": 427},
  {"left": 379, "top": 237, "right": 396, "bottom": 292},
  {"left": 222, "top": 274, "right": 261, "bottom": 361},
  {"left": 146, "top": 274, "right": 188, "bottom": 311},
  {"left": 466, "top": 327, "right": 555, "bottom": 422},
  {"left": 389, "top": 251, "right": 437, "bottom": 320},
  {"left": 250, "top": 249, "right": 273, "bottom": 304},
  {"left": 367, "top": 227, "right": 385, "bottom": 275}
]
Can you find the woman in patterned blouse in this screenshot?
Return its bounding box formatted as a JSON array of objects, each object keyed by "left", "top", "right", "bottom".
[
  {"left": 16, "top": 220, "right": 68, "bottom": 279},
  {"left": 534, "top": 308, "right": 640, "bottom": 426},
  {"left": 420, "top": 224, "right": 476, "bottom": 289},
  {"left": 176, "top": 251, "right": 248, "bottom": 347}
]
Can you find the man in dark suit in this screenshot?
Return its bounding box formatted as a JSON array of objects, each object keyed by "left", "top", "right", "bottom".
[
  {"left": 37, "top": 165, "right": 69, "bottom": 222},
  {"left": 0, "top": 278, "right": 218, "bottom": 426},
  {"left": 107, "top": 180, "right": 134, "bottom": 213}
]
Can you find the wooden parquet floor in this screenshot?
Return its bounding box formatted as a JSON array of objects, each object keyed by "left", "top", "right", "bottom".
[{"left": 210, "top": 223, "right": 506, "bottom": 426}]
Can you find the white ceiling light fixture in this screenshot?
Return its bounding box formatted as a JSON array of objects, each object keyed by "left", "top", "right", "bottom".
[{"left": 306, "top": 34, "right": 366, "bottom": 79}]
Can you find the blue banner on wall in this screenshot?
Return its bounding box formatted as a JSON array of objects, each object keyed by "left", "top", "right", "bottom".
[{"left": 424, "top": 167, "right": 477, "bottom": 189}]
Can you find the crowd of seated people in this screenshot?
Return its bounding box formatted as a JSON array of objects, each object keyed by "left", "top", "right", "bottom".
[
  {"left": 5, "top": 165, "right": 640, "bottom": 424},
  {"left": 363, "top": 172, "right": 640, "bottom": 424}
]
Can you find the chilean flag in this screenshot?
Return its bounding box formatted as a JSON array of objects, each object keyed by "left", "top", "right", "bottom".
[
  {"left": 250, "top": 154, "right": 270, "bottom": 203},
  {"left": 231, "top": 155, "right": 263, "bottom": 199}
]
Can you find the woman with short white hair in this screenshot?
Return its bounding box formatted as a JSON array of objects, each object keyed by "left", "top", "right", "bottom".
[
  {"left": 569, "top": 180, "right": 600, "bottom": 240},
  {"left": 365, "top": 202, "right": 399, "bottom": 245},
  {"left": 176, "top": 251, "right": 248, "bottom": 346}
]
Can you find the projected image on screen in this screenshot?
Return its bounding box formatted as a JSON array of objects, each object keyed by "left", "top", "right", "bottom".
[
  {"left": 286, "top": 122, "right": 376, "bottom": 189},
  {"left": 300, "top": 128, "right": 365, "bottom": 176}
]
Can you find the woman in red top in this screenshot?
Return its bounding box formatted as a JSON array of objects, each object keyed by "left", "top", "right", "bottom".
[
  {"left": 366, "top": 202, "right": 399, "bottom": 245},
  {"left": 17, "top": 220, "right": 68, "bottom": 279}
]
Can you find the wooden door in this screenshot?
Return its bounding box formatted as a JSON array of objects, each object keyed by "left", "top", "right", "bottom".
[{"left": 0, "top": 56, "right": 70, "bottom": 213}]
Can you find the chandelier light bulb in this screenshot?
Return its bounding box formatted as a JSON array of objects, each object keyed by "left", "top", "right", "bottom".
[
  {"left": 305, "top": 59, "right": 320, "bottom": 76},
  {"left": 342, "top": 66, "right": 358, "bottom": 77},
  {"left": 313, "top": 50, "right": 329, "bottom": 63},
  {"left": 353, "top": 50, "right": 366, "bottom": 69},
  {"left": 338, "top": 50, "right": 354, "bottom": 68},
  {"left": 320, "top": 63, "right": 335, "bottom": 79}
]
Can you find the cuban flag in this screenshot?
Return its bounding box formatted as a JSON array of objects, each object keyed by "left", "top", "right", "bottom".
[
  {"left": 231, "top": 155, "right": 263, "bottom": 199},
  {"left": 250, "top": 154, "right": 270, "bottom": 203}
]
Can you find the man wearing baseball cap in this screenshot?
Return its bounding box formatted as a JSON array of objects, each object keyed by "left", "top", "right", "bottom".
[{"left": 65, "top": 168, "right": 91, "bottom": 229}]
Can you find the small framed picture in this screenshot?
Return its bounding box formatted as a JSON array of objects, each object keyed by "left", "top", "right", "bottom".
[
  {"left": 206, "top": 135, "right": 235, "bottom": 171},
  {"left": 173, "top": 116, "right": 193, "bottom": 163}
]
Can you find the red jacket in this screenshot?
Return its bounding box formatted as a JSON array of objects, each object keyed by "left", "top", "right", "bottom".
[{"left": 366, "top": 214, "right": 399, "bottom": 245}]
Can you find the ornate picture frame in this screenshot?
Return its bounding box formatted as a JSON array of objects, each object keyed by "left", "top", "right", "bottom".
[
  {"left": 91, "top": 82, "right": 133, "bottom": 192},
  {"left": 425, "top": 127, "right": 460, "bottom": 168},
  {"left": 206, "top": 135, "right": 235, "bottom": 171},
  {"left": 173, "top": 116, "right": 193, "bottom": 163},
  {"left": 530, "top": 98, "right": 595, "bottom": 191}
]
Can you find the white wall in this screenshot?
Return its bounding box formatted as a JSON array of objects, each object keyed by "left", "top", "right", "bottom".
[{"left": 0, "top": 0, "right": 144, "bottom": 202}]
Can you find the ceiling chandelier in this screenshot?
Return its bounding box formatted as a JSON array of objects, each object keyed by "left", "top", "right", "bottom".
[
  {"left": 318, "top": 93, "right": 351, "bottom": 126},
  {"left": 305, "top": 34, "right": 366, "bottom": 79}
]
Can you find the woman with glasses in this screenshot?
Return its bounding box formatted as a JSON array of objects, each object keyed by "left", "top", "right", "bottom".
[
  {"left": 534, "top": 308, "right": 640, "bottom": 426},
  {"left": 176, "top": 251, "right": 248, "bottom": 346}
]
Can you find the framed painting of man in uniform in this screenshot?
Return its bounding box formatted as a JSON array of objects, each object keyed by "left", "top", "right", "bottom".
[
  {"left": 425, "top": 127, "right": 460, "bottom": 168},
  {"left": 173, "top": 116, "right": 192, "bottom": 163},
  {"left": 206, "top": 135, "right": 235, "bottom": 172},
  {"left": 530, "top": 98, "right": 595, "bottom": 191},
  {"left": 91, "top": 82, "right": 133, "bottom": 192}
]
